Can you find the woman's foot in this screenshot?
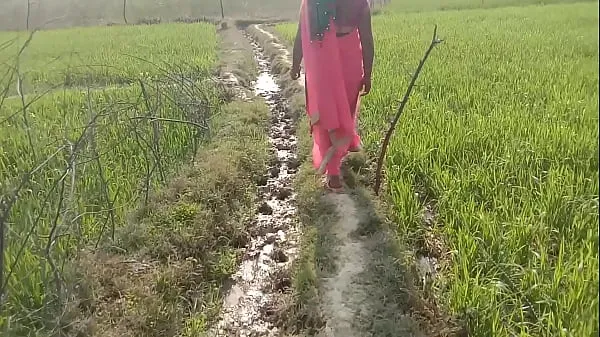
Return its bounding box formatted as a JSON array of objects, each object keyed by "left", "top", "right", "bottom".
[
  {"left": 348, "top": 138, "right": 362, "bottom": 153},
  {"left": 348, "top": 145, "right": 362, "bottom": 153},
  {"left": 325, "top": 175, "right": 344, "bottom": 193}
]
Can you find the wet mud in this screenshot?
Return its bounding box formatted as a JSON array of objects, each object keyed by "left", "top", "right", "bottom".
[{"left": 210, "top": 30, "right": 300, "bottom": 337}]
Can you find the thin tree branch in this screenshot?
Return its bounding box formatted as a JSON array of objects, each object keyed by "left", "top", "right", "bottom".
[
  {"left": 0, "top": 52, "right": 219, "bottom": 315},
  {"left": 138, "top": 80, "right": 165, "bottom": 183},
  {"left": 15, "top": 30, "right": 38, "bottom": 158},
  {"left": 129, "top": 116, "right": 209, "bottom": 129},
  {"left": 26, "top": 0, "right": 32, "bottom": 31},
  {"left": 0, "top": 145, "right": 67, "bottom": 308},
  {"left": 85, "top": 89, "right": 117, "bottom": 243},
  {"left": 374, "top": 25, "right": 443, "bottom": 195},
  {"left": 123, "top": 0, "right": 128, "bottom": 24}
]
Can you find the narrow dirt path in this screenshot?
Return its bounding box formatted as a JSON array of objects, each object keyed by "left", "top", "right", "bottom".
[
  {"left": 249, "top": 24, "right": 377, "bottom": 337},
  {"left": 209, "top": 25, "right": 301, "bottom": 337},
  {"left": 316, "top": 194, "right": 370, "bottom": 337}
]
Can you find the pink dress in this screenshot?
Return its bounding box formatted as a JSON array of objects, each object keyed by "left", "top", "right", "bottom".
[{"left": 300, "top": 0, "right": 367, "bottom": 176}]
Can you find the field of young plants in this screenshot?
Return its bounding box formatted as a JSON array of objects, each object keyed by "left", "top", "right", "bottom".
[
  {"left": 0, "top": 22, "right": 220, "bottom": 333},
  {"left": 0, "top": 23, "right": 216, "bottom": 95},
  {"left": 275, "top": 1, "right": 600, "bottom": 336},
  {"left": 381, "top": 0, "right": 597, "bottom": 12}
]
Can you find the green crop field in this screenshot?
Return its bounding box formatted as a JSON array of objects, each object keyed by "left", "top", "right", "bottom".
[
  {"left": 277, "top": 1, "right": 598, "bottom": 336},
  {"left": 0, "top": 22, "right": 220, "bottom": 334},
  {"left": 382, "top": 0, "right": 597, "bottom": 12},
  {"left": 0, "top": 23, "right": 216, "bottom": 95}
]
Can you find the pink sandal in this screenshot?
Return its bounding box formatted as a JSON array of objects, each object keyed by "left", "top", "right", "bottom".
[{"left": 324, "top": 177, "right": 345, "bottom": 193}]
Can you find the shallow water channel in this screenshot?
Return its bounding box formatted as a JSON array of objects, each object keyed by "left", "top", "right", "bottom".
[{"left": 210, "top": 31, "right": 300, "bottom": 337}]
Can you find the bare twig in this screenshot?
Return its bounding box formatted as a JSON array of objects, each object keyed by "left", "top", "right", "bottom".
[
  {"left": 123, "top": 0, "right": 128, "bottom": 24},
  {"left": 0, "top": 37, "right": 18, "bottom": 52},
  {"left": 41, "top": 107, "right": 102, "bottom": 305},
  {"left": 15, "top": 30, "right": 39, "bottom": 158},
  {"left": 0, "top": 144, "right": 66, "bottom": 309},
  {"left": 26, "top": 0, "right": 32, "bottom": 31},
  {"left": 139, "top": 80, "right": 165, "bottom": 183},
  {"left": 374, "top": 25, "right": 444, "bottom": 195},
  {"left": 129, "top": 116, "right": 209, "bottom": 129},
  {"left": 85, "top": 89, "right": 117, "bottom": 244},
  {"left": 0, "top": 83, "right": 66, "bottom": 128},
  {"left": 45, "top": 168, "right": 68, "bottom": 304},
  {"left": 0, "top": 29, "right": 56, "bottom": 308},
  {"left": 130, "top": 120, "right": 153, "bottom": 207},
  {"left": 0, "top": 67, "right": 16, "bottom": 113},
  {"left": 94, "top": 186, "right": 121, "bottom": 249},
  {"left": 0, "top": 165, "right": 68, "bottom": 300}
]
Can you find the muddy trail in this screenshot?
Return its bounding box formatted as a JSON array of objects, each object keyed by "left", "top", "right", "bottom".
[
  {"left": 251, "top": 24, "right": 378, "bottom": 337},
  {"left": 210, "top": 29, "right": 300, "bottom": 337}
]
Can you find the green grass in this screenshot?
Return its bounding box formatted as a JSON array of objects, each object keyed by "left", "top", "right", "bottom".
[
  {"left": 0, "top": 22, "right": 222, "bottom": 335},
  {"left": 0, "top": 23, "right": 216, "bottom": 95},
  {"left": 276, "top": 1, "right": 598, "bottom": 336},
  {"left": 385, "top": 0, "right": 598, "bottom": 12}
]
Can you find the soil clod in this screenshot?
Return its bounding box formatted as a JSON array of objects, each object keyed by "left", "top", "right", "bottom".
[
  {"left": 272, "top": 248, "right": 289, "bottom": 263},
  {"left": 269, "top": 166, "right": 280, "bottom": 178},
  {"left": 257, "top": 175, "right": 269, "bottom": 186},
  {"left": 275, "top": 187, "right": 293, "bottom": 200}
]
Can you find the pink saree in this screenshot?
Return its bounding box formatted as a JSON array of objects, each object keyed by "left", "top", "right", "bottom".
[{"left": 300, "top": 0, "right": 366, "bottom": 176}]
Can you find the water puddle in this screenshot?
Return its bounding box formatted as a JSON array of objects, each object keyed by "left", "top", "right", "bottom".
[
  {"left": 254, "top": 24, "right": 305, "bottom": 86},
  {"left": 254, "top": 70, "right": 279, "bottom": 94},
  {"left": 210, "top": 31, "right": 300, "bottom": 337}
]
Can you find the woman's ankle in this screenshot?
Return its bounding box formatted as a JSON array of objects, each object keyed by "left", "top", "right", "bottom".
[{"left": 348, "top": 145, "right": 362, "bottom": 152}]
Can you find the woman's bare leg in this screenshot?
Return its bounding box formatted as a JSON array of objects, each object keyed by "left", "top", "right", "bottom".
[{"left": 326, "top": 146, "right": 347, "bottom": 189}]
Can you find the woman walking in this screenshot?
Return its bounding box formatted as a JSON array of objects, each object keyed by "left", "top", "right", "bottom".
[{"left": 291, "top": 0, "right": 374, "bottom": 193}]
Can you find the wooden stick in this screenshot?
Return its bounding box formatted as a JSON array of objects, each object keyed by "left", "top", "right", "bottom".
[
  {"left": 130, "top": 116, "right": 208, "bottom": 130},
  {"left": 123, "top": 0, "right": 128, "bottom": 24},
  {"left": 374, "top": 25, "right": 443, "bottom": 195}
]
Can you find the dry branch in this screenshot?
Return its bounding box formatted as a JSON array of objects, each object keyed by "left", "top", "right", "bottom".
[
  {"left": 15, "top": 30, "right": 38, "bottom": 158},
  {"left": 130, "top": 116, "right": 209, "bottom": 129},
  {"left": 26, "top": 0, "right": 31, "bottom": 31},
  {"left": 0, "top": 145, "right": 66, "bottom": 308},
  {"left": 0, "top": 162, "right": 66, "bottom": 301},
  {"left": 0, "top": 29, "right": 38, "bottom": 309},
  {"left": 123, "top": 0, "right": 128, "bottom": 24},
  {"left": 374, "top": 25, "right": 443, "bottom": 195},
  {"left": 85, "top": 90, "right": 117, "bottom": 244}
]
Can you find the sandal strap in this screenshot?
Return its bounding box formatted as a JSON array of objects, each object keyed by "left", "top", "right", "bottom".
[{"left": 324, "top": 179, "right": 344, "bottom": 193}]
